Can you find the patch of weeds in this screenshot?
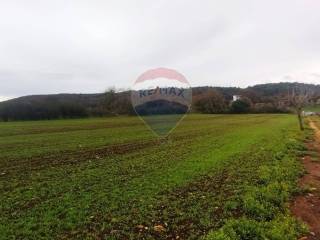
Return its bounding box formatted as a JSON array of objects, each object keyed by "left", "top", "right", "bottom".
[
  {"left": 311, "top": 158, "right": 320, "bottom": 163},
  {"left": 300, "top": 184, "right": 317, "bottom": 194},
  {"left": 242, "top": 182, "right": 290, "bottom": 221},
  {"left": 205, "top": 218, "right": 263, "bottom": 240},
  {"left": 204, "top": 131, "right": 307, "bottom": 240},
  {"left": 304, "top": 150, "right": 318, "bottom": 157},
  {"left": 224, "top": 200, "right": 240, "bottom": 213},
  {"left": 205, "top": 215, "right": 308, "bottom": 240}
]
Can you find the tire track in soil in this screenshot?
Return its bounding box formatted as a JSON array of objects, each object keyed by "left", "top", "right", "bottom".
[{"left": 291, "top": 120, "right": 320, "bottom": 240}]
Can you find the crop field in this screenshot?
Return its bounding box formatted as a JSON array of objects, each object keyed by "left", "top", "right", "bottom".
[{"left": 0, "top": 114, "right": 309, "bottom": 239}]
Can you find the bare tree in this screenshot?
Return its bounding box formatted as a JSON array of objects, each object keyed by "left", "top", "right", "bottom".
[
  {"left": 104, "top": 87, "right": 118, "bottom": 116},
  {"left": 288, "top": 87, "right": 312, "bottom": 131},
  {"left": 104, "top": 87, "right": 133, "bottom": 116},
  {"left": 193, "top": 89, "right": 227, "bottom": 114}
]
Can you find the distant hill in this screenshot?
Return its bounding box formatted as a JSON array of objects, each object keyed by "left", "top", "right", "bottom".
[
  {"left": 1, "top": 82, "right": 320, "bottom": 121},
  {"left": 193, "top": 82, "right": 320, "bottom": 102},
  {"left": 0, "top": 94, "right": 105, "bottom": 121},
  {"left": 248, "top": 82, "right": 320, "bottom": 97}
]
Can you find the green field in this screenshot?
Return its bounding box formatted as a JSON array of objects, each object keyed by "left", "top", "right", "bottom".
[
  {"left": 0, "top": 114, "right": 308, "bottom": 239},
  {"left": 304, "top": 105, "right": 320, "bottom": 112}
]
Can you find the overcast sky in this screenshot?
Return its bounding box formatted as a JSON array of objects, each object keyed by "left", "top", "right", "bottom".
[{"left": 1, "top": 0, "right": 320, "bottom": 101}]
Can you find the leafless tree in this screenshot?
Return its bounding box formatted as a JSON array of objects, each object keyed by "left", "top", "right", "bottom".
[
  {"left": 288, "top": 87, "right": 312, "bottom": 131},
  {"left": 104, "top": 87, "right": 133, "bottom": 116},
  {"left": 193, "top": 89, "right": 227, "bottom": 114}
]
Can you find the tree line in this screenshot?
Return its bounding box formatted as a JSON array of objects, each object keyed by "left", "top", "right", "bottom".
[{"left": 1, "top": 83, "right": 319, "bottom": 121}]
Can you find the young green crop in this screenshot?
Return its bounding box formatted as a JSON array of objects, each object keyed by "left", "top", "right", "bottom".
[{"left": 0, "top": 114, "right": 306, "bottom": 239}]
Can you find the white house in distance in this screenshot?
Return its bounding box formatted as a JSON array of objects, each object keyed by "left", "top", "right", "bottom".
[
  {"left": 302, "top": 111, "right": 315, "bottom": 117},
  {"left": 232, "top": 95, "right": 241, "bottom": 102}
]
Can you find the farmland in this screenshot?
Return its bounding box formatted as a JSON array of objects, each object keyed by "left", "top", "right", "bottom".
[{"left": 0, "top": 114, "right": 308, "bottom": 239}]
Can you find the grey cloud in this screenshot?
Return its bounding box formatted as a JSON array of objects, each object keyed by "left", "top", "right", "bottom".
[{"left": 0, "top": 0, "right": 320, "bottom": 100}]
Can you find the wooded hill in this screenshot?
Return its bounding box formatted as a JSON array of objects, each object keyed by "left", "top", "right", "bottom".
[{"left": 1, "top": 82, "right": 320, "bottom": 121}]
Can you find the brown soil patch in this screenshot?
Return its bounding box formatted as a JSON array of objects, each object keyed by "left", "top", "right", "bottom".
[{"left": 291, "top": 120, "right": 320, "bottom": 240}]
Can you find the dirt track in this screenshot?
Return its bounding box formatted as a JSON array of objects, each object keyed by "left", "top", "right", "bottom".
[{"left": 291, "top": 120, "right": 320, "bottom": 240}]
